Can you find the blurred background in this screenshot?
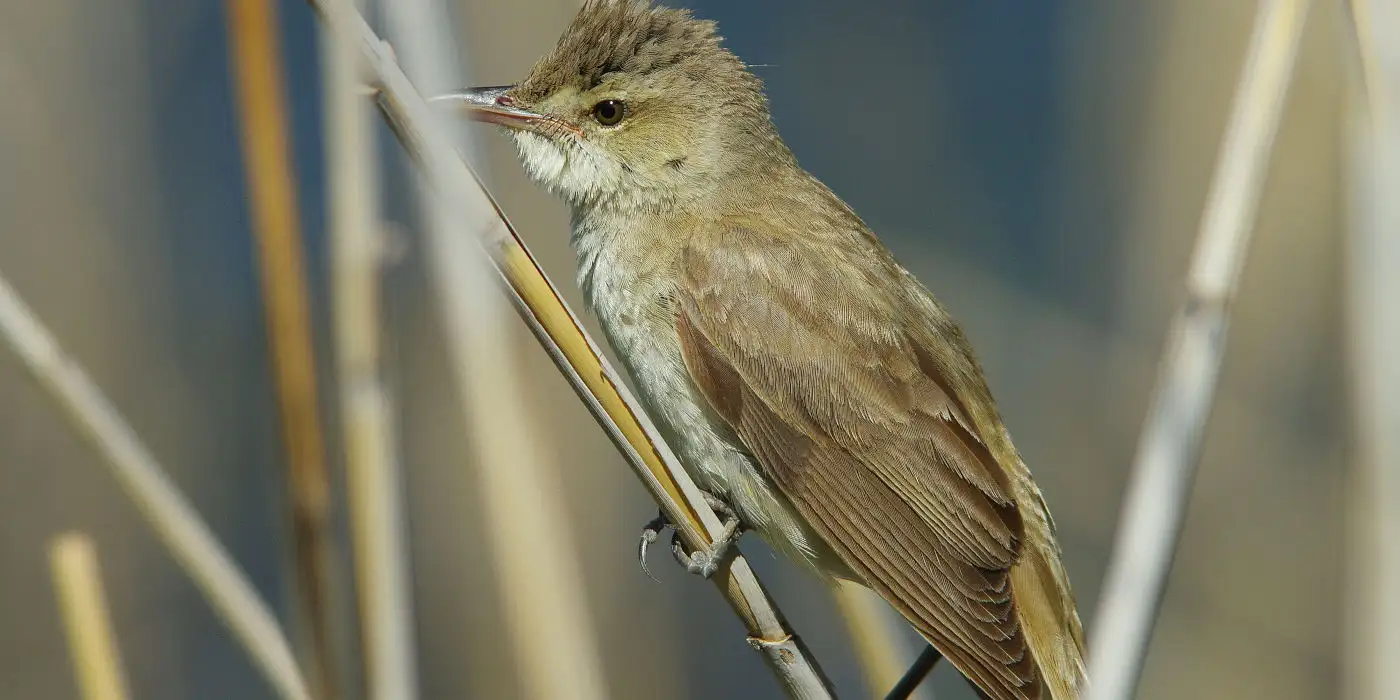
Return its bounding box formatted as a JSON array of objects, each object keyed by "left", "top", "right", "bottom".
[{"left": 0, "top": 0, "right": 1358, "bottom": 698}]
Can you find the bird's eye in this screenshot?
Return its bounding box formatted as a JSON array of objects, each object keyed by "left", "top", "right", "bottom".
[{"left": 592, "top": 99, "right": 626, "bottom": 126}]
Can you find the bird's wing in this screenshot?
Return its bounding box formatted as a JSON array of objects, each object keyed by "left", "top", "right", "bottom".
[{"left": 675, "top": 226, "right": 1045, "bottom": 700}]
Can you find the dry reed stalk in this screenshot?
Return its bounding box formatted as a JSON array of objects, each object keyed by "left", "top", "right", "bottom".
[
  {"left": 376, "top": 0, "right": 612, "bottom": 698},
  {"left": 321, "top": 5, "right": 420, "bottom": 699},
  {"left": 1342, "top": 2, "right": 1400, "bottom": 698},
  {"left": 225, "top": 1, "right": 344, "bottom": 697},
  {"left": 305, "top": 0, "right": 835, "bottom": 696},
  {"left": 0, "top": 272, "right": 310, "bottom": 700},
  {"left": 49, "top": 533, "right": 130, "bottom": 700},
  {"left": 1085, "top": 1, "right": 1310, "bottom": 698}
]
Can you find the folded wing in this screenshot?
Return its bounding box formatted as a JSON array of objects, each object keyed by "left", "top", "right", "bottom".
[{"left": 675, "top": 227, "right": 1046, "bottom": 700}]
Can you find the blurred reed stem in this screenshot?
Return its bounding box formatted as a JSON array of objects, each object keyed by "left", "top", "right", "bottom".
[
  {"left": 225, "top": 1, "right": 345, "bottom": 697},
  {"left": 321, "top": 4, "right": 420, "bottom": 699},
  {"left": 1085, "top": 1, "right": 1310, "bottom": 698},
  {"left": 832, "top": 583, "right": 930, "bottom": 700},
  {"left": 375, "top": 0, "right": 612, "bottom": 698},
  {"left": 49, "top": 533, "right": 130, "bottom": 700},
  {"left": 0, "top": 272, "right": 311, "bottom": 700},
  {"left": 1342, "top": 2, "right": 1400, "bottom": 698},
  {"left": 305, "top": 0, "right": 835, "bottom": 696}
]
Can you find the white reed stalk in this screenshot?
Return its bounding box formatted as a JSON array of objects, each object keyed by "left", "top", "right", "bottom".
[
  {"left": 1342, "top": 2, "right": 1400, "bottom": 698},
  {"left": 377, "top": 2, "right": 612, "bottom": 699},
  {"left": 322, "top": 6, "right": 420, "bottom": 699},
  {"left": 0, "top": 273, "right": 310, "bottom": 700},
  {"left": 1086, "top": 1, "right": 1310, "bottom": 698}
]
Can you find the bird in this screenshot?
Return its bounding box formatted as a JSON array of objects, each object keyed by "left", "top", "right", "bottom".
[{"left": 438, "top": 1, "right": 1088, "bottom": 698}]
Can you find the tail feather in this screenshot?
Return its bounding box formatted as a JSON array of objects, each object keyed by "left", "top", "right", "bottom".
[{"left": 1010, "top": 544, "right": 1089, "bottom": 699}]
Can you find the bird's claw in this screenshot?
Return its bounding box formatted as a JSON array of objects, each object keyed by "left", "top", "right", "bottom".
[
  {"left": 636, "top": 491, "right": 745, "bottom": 581},
  {"left": 638, "top": 512, "right": 669, "bottom": 583}
]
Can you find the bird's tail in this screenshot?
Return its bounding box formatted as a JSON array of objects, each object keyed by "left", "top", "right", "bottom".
[{"left": 1011, "top": 545, "right": 1089, "bottom": 699}]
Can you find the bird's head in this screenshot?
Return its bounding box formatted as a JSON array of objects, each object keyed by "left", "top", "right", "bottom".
[{"left": 437, "top": 0, "right": 783, "bottom": 212}]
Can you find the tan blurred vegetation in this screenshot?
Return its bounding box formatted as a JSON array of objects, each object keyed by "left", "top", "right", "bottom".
[{"left": 0, "top": 0, "right": 1351, "bottom": 698}]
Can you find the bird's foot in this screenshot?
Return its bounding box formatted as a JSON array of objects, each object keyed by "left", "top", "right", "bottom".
[
  {"left": 637, "top": 491, "right": 745, "bottom": 580},
  {"left": 671, "top": 493, "right": 744, "bottom": 578}
]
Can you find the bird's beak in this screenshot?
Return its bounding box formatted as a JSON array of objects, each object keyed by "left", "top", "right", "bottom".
[{"left": 431, "top": 85, "right": 579, "bottom": 136}]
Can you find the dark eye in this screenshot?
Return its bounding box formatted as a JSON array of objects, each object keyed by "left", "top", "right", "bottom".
[{"left": 592, "top": 99, "right": 626, "bottom": 126}]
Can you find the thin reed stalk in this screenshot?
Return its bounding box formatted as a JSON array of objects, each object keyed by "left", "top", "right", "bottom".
[
  {"left": 321, "top": 5, "right": 420, "bottom": 699},
  {"left": 0, "top": 272, "right": 310, "bottom": 700},
  {"left": 1085, "top": 1, "right": 1310, "bottom": 698},
  {"left": 376, "top": 1, "right": 612, "bottom": 698},
  {"left": 225, "top": 1, "right": 344, "bottom": 697},
  {"left": 49, "top": 533, "right": 130, "bottom": 700},
  {"left": 305, "top": 0, "right": 835, "bottom": 696},
  {"left": 1342, "top": 2, "right": 1400, "bottom": 698}
]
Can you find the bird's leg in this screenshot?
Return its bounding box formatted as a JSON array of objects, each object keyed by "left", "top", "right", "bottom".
[
  {"left": 637, "top": 490, "right": 745, "bottom": 580},
  {"left": 884, "top": 644, "right": 943, "bottom": 700}
]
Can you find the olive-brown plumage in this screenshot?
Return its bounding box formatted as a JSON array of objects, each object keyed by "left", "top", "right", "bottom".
[{"left": 443, "top": 2, "right": 1088, "bottom": 698}]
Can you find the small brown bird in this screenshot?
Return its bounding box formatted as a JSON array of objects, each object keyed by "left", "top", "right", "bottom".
[{"left": 441, "top": 2, "right": 1087, "bottom": 698}]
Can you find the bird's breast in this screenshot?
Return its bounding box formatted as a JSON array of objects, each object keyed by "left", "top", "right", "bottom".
[{"left": 571, "top": 220, "right": 836, "bottom": 571}]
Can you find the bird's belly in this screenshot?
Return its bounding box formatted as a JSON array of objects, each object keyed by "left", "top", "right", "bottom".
[{"left": 587, "top": 283, "right": 839, "bottom": 574}]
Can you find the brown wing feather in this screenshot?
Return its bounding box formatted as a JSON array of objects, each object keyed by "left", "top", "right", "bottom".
[{"left": 675, "top": 227, "right": 1047, "bottom": 700}]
